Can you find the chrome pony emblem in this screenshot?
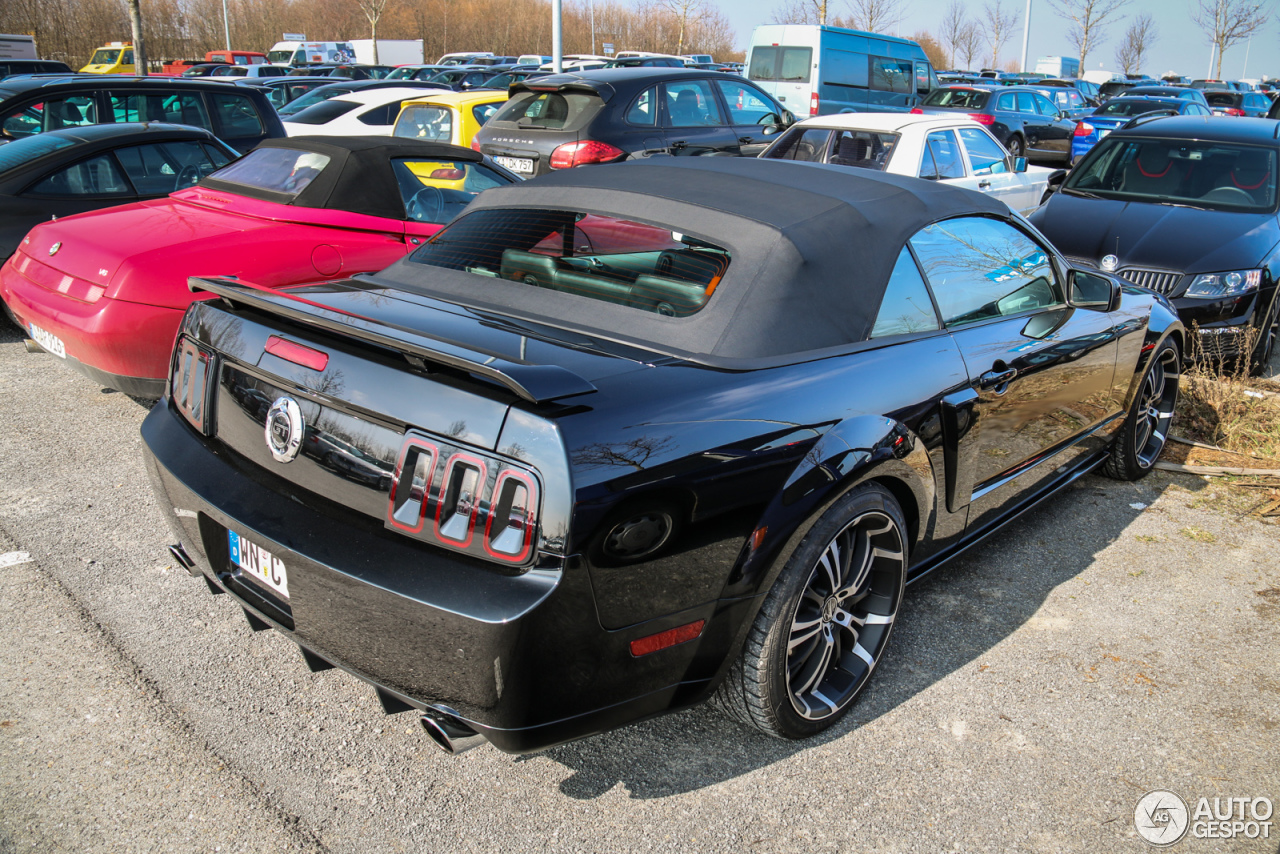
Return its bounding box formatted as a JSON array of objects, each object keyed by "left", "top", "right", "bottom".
[
  {"left": 265, "top": 397, "right": 304, "bottom": 463},
  {"left": 48, "top": 242, "right": 61, "bottom": 256}
]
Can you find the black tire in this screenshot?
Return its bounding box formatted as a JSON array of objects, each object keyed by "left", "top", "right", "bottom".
[
  {"left": 1005, "top": 135, "right": 1025, "bottom": 158},
  {"left": 1102, "top": 337, "right": 1181, "bottom": 481},
  {"left": 711, "top": 482, "right": 907, "bottom": 739},
  {"left": 1248, "top": 296, "right": 1278, "bottom": 376}
]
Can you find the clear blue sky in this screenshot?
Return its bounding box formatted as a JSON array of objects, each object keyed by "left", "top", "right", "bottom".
[{"left": 717, "top": 0, "right": 1277, "bottom": 80}]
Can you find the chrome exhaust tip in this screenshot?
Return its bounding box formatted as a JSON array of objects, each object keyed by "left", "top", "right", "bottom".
[
  {"left": 167, "top": 543, "right": 198, "bottom": 575},
  {"left": 23, "top": 339, "right": 43, "bottom": 354},
  {"left": 419, "top": 709, "right": 486, "bottom": 755}
]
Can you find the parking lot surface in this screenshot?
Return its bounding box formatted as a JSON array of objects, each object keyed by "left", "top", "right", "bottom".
[{"left": 1, "top": 316, "right": 1277, "bottom": 853}]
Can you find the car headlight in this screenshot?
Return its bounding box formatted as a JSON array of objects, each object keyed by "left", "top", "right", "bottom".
[{"left": 1184, "top": 269, "right": 1262, "bottom": 299}]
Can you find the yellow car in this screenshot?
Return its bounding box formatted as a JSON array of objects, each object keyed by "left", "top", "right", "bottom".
[
  {"left": 80, "top": 42, "right": 135, "bottom": 74},
  {"left": 392, "top": 90, "right": 509, "bottom": 149}
]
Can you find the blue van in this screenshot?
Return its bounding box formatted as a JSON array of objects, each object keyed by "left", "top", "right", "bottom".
[{"left": 745, "top": 24, "right": 938, "bottom": 116}]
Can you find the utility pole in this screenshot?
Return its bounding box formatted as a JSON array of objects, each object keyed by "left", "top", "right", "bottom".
[
  {"left": 590, "top": 0, "right": 596, "bottom": 55},
  {"left": 1242, "top": 34, "right": 1251, "bottom": 78},
  {"left": 552, "top": 0, "right": 562, "bottom": 72},
  {"left": 1206, "top": 43, "right": 1215, "bottom": 78},
  {"left": 222, "top": 0, "right": 231, "bottom": 50},
  {"left": 1019, "top": 0, "right": 1032, "bottom": 72}
]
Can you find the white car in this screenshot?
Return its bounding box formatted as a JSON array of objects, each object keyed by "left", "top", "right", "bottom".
[
  {"left": 759, "top": 113, "right": 1058, "bottom": 216},
  {"left": 281, "top": 87, "right": 432, "bottom": 137}
]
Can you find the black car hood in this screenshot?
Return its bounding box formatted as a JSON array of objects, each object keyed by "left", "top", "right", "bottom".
[{"left": 1031, "top": 191, "right": 1279, "bottom": 274}]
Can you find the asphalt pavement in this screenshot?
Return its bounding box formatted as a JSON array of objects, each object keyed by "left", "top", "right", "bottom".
[{"left": 1, "top": 315, "right": 1277, "bottom": 854}]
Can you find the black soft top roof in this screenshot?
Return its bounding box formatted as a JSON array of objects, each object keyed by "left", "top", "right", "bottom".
[
  {"left": 198, "top": 135, "right": 482, "bottom": 220},
  {"left": 374, "top": 157, "right": 1011, "bottom": 366}
]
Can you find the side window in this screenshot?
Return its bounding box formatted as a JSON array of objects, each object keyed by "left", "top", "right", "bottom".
[
  {"left": 871, "top": 248, "right": 940, "bottom": 338},
  {"left": 997, "top": 93, "right": 1016, "bottom": 112},
  {"left": 714, "top": 80, "right": 782, "bottom": 126},
  {"left": 122, "top": 50, "right": 134, "bottom": 65},
  {"left": 1033, "top": 94, "right": 1059, "bottom": 116},
  {"left": 914, "top": 61, "right": 932, "bottom": 96},
  {"left": 115, "top": 141, "right": 220, "bottom": 193},
  {"left": 2, "top": 96, "right": 99, "bottom": 138},
  {"left": 208, "top": 92, "right": 265, "bottom": 137},
  {"left": 909, "top": 217, "right": 1063, "bottom": 327},
  {"left": 829, "top": 130, "right": 896, "bottom": 170},
  {"left": 626, "top": 86, "right": 658, "bottom": 126},
  {"left": 201, "top": 143, "right": 235, "bottom": 168},
  {"left": 919, "top": 130, "right": 965, "bottom": 181},
  {"left": 957, "top": 127, "right": 1009, "bottom": 174},
  {"left": 26, "top": 154, "right": 133, "bottom": 197},
  {"left": 472, "top": 102, "right": 500, "bottom": 126},
  {"left": 869, "top": 56, "right": 913, "bottom": 94},
  {"left": 110, "top": 92, "right": 209, "bottom": 129},
  {"left": 762, "top": 127, "right": 831, "bottom": 162},
  {"left": 663, "top": 79, "right": 725, "bottom": 127}
]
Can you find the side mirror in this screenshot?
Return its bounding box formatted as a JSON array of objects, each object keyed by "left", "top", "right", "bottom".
[
  {"left": 1069, "top": 269, "right": 1120, "bottom": 311},
  {"left": 1010, "top": 156, "right": 1028, "bottom": 173},
  {"left": 762, "top": 124, "right": 780, "bottom": 136}
]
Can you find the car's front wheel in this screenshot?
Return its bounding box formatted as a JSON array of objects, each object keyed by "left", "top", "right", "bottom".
[
  {"left": 1005, "top": 135, "right": 1025, "bottom": 158},
  {"left": 1101, "top": 337, "right": 1181, "bottom": 481},
  {"left": 712, "top": 483, "right": 907, "bottom": 739},
  {"left": 1249, "top": 296, "right": 1278, "bottom": 376}
]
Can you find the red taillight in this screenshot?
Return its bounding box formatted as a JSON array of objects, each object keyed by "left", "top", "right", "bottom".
[
  {"left": 470, "top": 138, "right": 482, "bottom": 152},
  {"left": 434, "top": 453, "right": 488, "bottom": 547},
  {"left": 1225, "top": 107, "right": 1245, "bottom": 116},
  {"left": 264, "top": 335, "right": 328, "bottom": 371},
  {"left": 909, "top": 107, "right": 923, "bottom": 114},
  {"left": 172, "top": 337, "right": 212, "bottom": 433},
  {"left": 430, "top": 167, "right": 464, "bottom": 180},
  {"left": 549, "top": 140, "right": 625, "bottom": 169},
  {"left": 968, "top": 113, "right": 996, "bottom": 125},
  {"left": 483, "top": 470, "right": 537, "bottom": 562},
  {"left": 630, "top": 620, "right": 706, "bottom": 657},
  {"left": 809, "top": 91, "right": 819, "bottom": 116},
  {"left": 1074, "top": 121, "right": 1094, "bottom": 136},
  {"left": 387, "top": 438, "right": 438, "bottom": 534}
]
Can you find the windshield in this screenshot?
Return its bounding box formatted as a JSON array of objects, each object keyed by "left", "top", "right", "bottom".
[
  {"left": 1066, "top": 139, "right": 1277, "bottom": 211},
  {"left": 393, "top": 105, "right": 452, "bottom": 140},
  {"left": 1096, "top": 98, "right": 1178, "bottom": 116},
  {"left": 410, "top": 209, "right": 729, "bottom": 318},
  {"left": 266, "top": 49, "right": 294, "bottom": 63},
  {"left": 90, "top": 49, "right": 121, "bottom": 64},
  {"left": 278, "top": 84, "right": 357, "bottom": 116},
  {"left": 923, "top": 88, "right": 988, "bottom": 108},
  {"left": 208, "top": 147, "right": 331, "bottom": 196}
]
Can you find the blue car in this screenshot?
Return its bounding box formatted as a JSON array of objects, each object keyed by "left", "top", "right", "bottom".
[{"left": 1072, "top": 96, "right": 1213, "bottom": 163}]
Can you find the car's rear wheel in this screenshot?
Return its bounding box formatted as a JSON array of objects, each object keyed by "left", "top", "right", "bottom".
[
  {"left": 1248, "top": 296, "right": 1278, "bottom": 376},
  {"left": 712, "top": 483, "right": 906, "bottom": 739},
  {"left": 1005, "top": 135, "right": 1025, "bottom": 158},
  {"left": 1102, "top": 338, "right": 1180, "bottom": 481}
]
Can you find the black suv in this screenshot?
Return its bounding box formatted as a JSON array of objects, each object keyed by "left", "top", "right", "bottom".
[
  {"left": 0, "top": 76, "right": 284, "bottom": 153},
  {"left": 473, "top": 68, "right": 793, "bottom": 177},
  {"left": 0, "top": 59, "right": 74, "bottom": 81},
  {"left": 913, "top": 85, "right": 1076, "bottom": 162}
]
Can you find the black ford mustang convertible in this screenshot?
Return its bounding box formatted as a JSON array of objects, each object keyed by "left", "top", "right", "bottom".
[{"left": 142, "top": 158, "right": 1183, "bottom": 754}]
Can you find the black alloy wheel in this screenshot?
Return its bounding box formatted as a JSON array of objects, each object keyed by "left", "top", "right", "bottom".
[
  {"left": 1102, "top": 338, "right": 1181, "bottom": 480},
  {"left": 712, "top": 483, "right": 907, "bottom": 739},
  {"left": 1005, "top": 135, "right": 1025, "bottom": 158}
]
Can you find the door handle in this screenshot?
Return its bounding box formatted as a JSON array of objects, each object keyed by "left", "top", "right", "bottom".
[
  {"left": 738, "top": 136, "right": 753, "bottom": 144},
  {"left": 978, "top": 180, "right": 991, "bottom": 189},
  {"left": 978, "top": 365, "right": 1018, "bottom": 391}
]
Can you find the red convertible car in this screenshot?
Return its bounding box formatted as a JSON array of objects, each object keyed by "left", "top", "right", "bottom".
[{"left": 0, "top": 136, "right": 517, "bottom": 397}]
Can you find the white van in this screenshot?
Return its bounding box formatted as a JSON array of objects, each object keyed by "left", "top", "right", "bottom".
[
  {"left": 745, "top": 24, "right": 936, "bottom": 116},
  {"left": 266, "top": 41, "right": 355, "bottom": 67}
]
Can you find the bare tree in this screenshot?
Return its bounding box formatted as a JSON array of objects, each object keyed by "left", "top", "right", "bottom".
[
  {"left": 1047, "top": 0, "right": 1130, "bottom": 64},
  {"left": 126, "top": 0, "right": 147, "bottom": 74},
  {"left": 938, "top": 0, "right": 970, "bottom": 68},
  {"left": 913, "top": 30, "right": 947, "bottom": 68},
  {"left": 770, "top": 0, "right": 827, "bottom": 24},
  {"left": 658, "top": 0, "right": 704, "bottom": 55},
  {"left": 1193, "top": 0, "right": 1267, "bottom": 78},
  {"left": 356, "top": 0, "right": 393, "bottom": 63},
  {"left": 982, "top": 0, "right": 1019, "bottom": 68},
  {"left": 1114, "top": 13, "right": 1156, "bottom": 75},
  {"left": 844, "top": 0, "right": 905, "bottom": 34},
  {"left": 955, "top": 22, "right": 984, "bottom": 69}
]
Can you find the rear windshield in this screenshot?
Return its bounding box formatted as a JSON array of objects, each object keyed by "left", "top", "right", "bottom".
[
  {"left": 394, "top": 104, "right": 453, "bottom": 140},
  {"left": 0, "top": 133, "right": 77, "bottom": 173},
  {"left": 1096, "top": 98, "right": 1178, "bottom": 116},
  {"left": 1204, "top": 92, "right": 1241, "bottom": 107},
  {"left": 1065, "top": 139, "right": 1277, "bottom": 211},
  {"left": 208, "top": 147, "right": 331, "bottom": 196},
  {"left": 278, "top": 84, "right": 356, "bottom": 116},
  {"left": 923, "top": 88, "right": 988, "bottom": 108},
  {"left": 286, "top": 99, "right": 359, "bottom": 125},
  {"left": 1098, "top": 82, "right": 1135, "bottom": 98},
  {"left": 748, "top": 46, "right": 812, "bottom": 83},
  {"left": 408, "top": 209, "right": 730, "bottom": 318},
  {"left": 488, "top": 91, "right": 600, "bottom": 130}
]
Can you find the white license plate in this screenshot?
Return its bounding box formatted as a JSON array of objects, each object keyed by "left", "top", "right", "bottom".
[
  {"left": 29, "top": 322, "right": 65, "bottom": 358},
  {"left": 228, "top": 529, "right": 289, "bottom": 598},
  {"left": 1099, "top": 129, "right": 1110, "bottom": 138},
  {"left": 494, "top": 155, "right": 534, "bottom": 174}
]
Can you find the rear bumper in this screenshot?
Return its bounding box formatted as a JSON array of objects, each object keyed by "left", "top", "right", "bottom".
[
  {"left": 1, "top": 255, "right": 179, "bottom": 392},
  {"left": 141, "top": 400, "right": 744, "bottom": 753}
]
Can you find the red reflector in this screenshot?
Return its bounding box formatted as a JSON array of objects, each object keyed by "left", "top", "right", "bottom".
[
  {"left": 909, "top": 107, "right": 923, "bottom": 114},
  {"left": 265, "top": 335, "right": 329, "bottom": 371},
  {"left": 1074, "top": 121, "right": 1094, "bottom": 136},
  {"left": 629, "top": 620, "right": 706, "bottom": 657},
  {"left": 968, "top": 113, "right": 996, "bottom": 125},
  {"left": 549, "top": 140, "right": 625, "bottom": 169}
]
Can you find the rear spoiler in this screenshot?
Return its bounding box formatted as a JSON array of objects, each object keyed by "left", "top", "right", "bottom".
[
  {"left": 515, "top": 75, "right": 615, "bottom": 102},
  {"left": 188, "top": 276, "right": 597, "bottom": 404}
]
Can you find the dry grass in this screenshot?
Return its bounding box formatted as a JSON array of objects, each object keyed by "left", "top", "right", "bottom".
[{"left": 1174, "top": 324, "right": 1280, "bottom": 462}]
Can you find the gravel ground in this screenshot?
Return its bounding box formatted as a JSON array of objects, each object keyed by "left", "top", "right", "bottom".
[{"left": 1, "top": 316, "right": 1277, "bottom": 854}]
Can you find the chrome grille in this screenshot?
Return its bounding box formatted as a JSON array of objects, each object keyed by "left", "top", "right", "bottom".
[{"left": 1116, "top": 268, "right": 1183, "bottom": 295}]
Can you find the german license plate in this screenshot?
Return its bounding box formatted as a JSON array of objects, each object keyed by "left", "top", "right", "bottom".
[
  {"left": 494, "top": 155, "right": 534, "bottom": 174},
  {"left": 29, "top": 322, "right": 65, "bottom": 358},
  {"left": 228, "top": 529, "right": 289, "bottom": 598}
]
